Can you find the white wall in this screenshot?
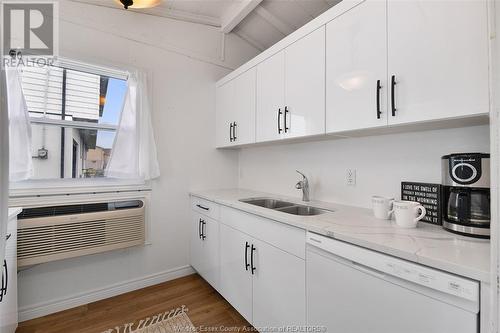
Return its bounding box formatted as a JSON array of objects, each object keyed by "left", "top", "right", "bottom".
[
  {"left": 239, "top": 126, "right": 490, "bottom": 208},
  {"left": 17, "top": 1, "right": 259, "bottom": 319}
]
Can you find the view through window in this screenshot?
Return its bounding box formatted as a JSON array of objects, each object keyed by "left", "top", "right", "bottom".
[{"left": 21, "top": 65, "right": 127, "bottom": 179}]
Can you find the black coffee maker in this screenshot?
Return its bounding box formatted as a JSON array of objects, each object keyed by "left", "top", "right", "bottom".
[{"left": 441, "top": 153, "right": 490, "bottom": 238}]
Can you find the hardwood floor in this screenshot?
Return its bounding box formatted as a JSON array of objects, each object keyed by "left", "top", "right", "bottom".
[{"left": 17, "top": 274, "right": 252, "bottom": 333}]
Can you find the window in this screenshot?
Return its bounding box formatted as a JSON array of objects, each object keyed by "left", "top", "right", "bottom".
[{"left": 20, "top": 62, "right": 128, "bottom": 179}]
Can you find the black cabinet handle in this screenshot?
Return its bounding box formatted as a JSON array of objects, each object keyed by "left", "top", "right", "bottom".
[
  {"left": 198, "top": 219, "right": 203, "bottom": 239},
  {"left": 232, "top": 122, "right": 237, "bottom": 141},
  {"left": 250, "top": 244, "right": 256, "bottom": 275},
  {"left": 0, "top": 261, "right": 4, "bottom": 303},
  {"left": 196, "top": 204, "right": 209, "bottom": 211},
  {"left": 284, "top": 106, "right": 289, "bottom": 133},
  {"left": 3, "top": 260, "right": 7, "bottom": 296},
  {"left": 278, "top": 108, "right": 283, "bottom": 134},
  {"left": 245, "top": 242, "right": 250, "bottom": 271},
  {"left": 201, "top": 221, "right": 206, "bottom": 240},
  {"left": 391, "top": 75, "right": 397, "bottom": 117},
  {"left": 229, "top": 123, "right": 234, "bottom": 142},
  {"left": 376, "top": 80, "right": 382, "bottom": 119}
]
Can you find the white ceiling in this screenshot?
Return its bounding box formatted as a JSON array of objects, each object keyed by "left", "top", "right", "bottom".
[{"left": 70, "top": 0, "right": 338, "bottom": 51}]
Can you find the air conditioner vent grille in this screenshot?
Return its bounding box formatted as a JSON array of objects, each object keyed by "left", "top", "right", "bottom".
[{"left": 17, "top": 202, "right": 145, "bottom": 267}]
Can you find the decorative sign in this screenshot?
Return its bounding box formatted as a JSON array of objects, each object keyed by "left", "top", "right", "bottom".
[{"left": 401, "top": 182, "right": 442, "bottom": 225}]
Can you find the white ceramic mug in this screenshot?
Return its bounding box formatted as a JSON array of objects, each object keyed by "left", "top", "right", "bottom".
[
  {"left": 372, "top": 196, "right": 394, "bottom": 220},
  {"left": 390, "top": 200, "right": 427, "bottom": 228}
]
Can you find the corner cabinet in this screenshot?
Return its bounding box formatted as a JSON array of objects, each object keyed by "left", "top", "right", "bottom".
[
  {"left": 256, "top": 27, "right": 326, "bottom": 142},
  {"left": 216, "top": 68, "right": 256, "bottom": 148},
  {"left": 190, "top": 195, "right": 306, "bottom": 329}
]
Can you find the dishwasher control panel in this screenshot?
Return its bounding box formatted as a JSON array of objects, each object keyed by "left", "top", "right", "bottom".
[{"left": 306, "top": 232, "right": 479, "bottom": 303}]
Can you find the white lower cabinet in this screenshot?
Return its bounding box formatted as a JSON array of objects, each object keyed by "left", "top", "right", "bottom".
[
  {"left": 191, "top": 196, "right": 306, "bottom": 330},
  {"left": 219, "top": 207, "right": 306, "bottom": 329},
  {"left": 220, "top": 224, "right": 253, "bottom": 322},
  {"left": 190, "top": 213, "right": 220, "bottom": 290},
  {"left": 252, "top": 237, "right": 305, "bottom": 328}
]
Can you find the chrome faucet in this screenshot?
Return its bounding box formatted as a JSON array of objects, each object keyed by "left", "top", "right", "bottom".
[{"left": 295, "top": 170, "right": 310, "bottom": 202}]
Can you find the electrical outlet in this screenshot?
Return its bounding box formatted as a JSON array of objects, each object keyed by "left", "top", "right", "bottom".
[{"left": 346, "top": 169, "right": 356, "bottom": 186}]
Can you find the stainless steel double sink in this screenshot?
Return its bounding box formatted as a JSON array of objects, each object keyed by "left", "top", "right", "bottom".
[{"left": 239, "top": 198, "right": 333, "bottom": 216}]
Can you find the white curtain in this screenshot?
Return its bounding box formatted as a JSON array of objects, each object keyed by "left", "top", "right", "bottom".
[
  {"left": 6, "top": 68, "right": 33, "bottom": 181},
  {"left": 106, "top": 72, "right": 160, "bottom": 180}
]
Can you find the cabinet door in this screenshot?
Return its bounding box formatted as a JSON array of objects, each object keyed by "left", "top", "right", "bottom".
[
  {"left": 252, "top": 238, "right": 306, "bottom": 328},
  {"left": 220, "top": 224, "right": 253, "bottom": 323},
  {"left": 0, "top": 218, "right": 17, "bottom": 333},
  {"left": 256, "top": 51, "right": 285, "bottom": 142},
  {"left": 215, "top": 80, "right": 235, "bottom": 148},
  {"left": 387, "top": 0, "right": 489, "bottom": 125},
  {"left": 284, "top": 27, "right": 326, "bottom": 138},
  {"left": 190, "top": 214, "right": 219, "bottom": 289},
  {"left": 326, "top": 0, "right": 387, "bottom": 133},
  {"left": 234, "top": 68, "right": 256, "bottom": 145}
]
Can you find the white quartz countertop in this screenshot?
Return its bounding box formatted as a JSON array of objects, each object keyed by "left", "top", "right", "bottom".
[
  {"left": 8, "top": 207, "right": 22, "bottom": 220},
  {"left": 190, "top": 189, "right": 490, "bottom": 283}
]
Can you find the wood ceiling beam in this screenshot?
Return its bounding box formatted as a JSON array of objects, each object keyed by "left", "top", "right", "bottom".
[
  {"left": 254, "top": 6, "right": 294, "bottom": 36},
  {"left": 220, "top": 0, "right": 264, "bottom": 34},
  {"left": 233, "top": 29, "right": 266, "bottom": 51}
]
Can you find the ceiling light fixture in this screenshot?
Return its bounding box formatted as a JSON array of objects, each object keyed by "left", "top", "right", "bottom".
[{"left": 116, "top": 0, "right": 161, "bottom": 10}]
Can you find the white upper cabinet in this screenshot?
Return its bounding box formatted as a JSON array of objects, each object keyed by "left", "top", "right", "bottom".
[
  {"left": 256, "top": 27, "right": 326, "bottom": 142},
  {"left": 326, "top": 0, "right": 387, "bottom": 133},
  {"left": 234, "top": 68, "right": 257, "bottom": 145},
  {"left": 216, "top": 80, "right": 235, "bottom": 147},
  {"left": 256, "top": 51, "right": 286, "bottom": 142},
  {"left": 387, "top": 0, "right": 489, "bottom": 125},
  {"left": 217, "top": 0, "right": 490, "bottom": 147},
  {"left": 284, "top": 26, "right": 326, "bottom": 139},
  {"left": 216, "top": 69, "right": 256, "bottom": 148}
]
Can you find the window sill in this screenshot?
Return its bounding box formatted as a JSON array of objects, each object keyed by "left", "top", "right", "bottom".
[{"left": 9, "top": 178, "right": 151, "bottom": 198}]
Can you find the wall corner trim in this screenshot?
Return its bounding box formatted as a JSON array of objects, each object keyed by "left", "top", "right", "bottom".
[{"left": 18, "top": 265, "right": 195, "bottom": 322}]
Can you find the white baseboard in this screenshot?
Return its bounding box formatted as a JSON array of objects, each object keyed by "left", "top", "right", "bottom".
[{"left": 19, "top": 265, "right": 195, "bottom": 322}]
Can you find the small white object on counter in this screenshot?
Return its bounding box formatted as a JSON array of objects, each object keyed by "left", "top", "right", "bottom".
[{"left": 190, "top": 189, "right": 490, "bottom": 282}]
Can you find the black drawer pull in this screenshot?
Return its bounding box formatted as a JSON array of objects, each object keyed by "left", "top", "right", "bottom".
[
  {"left": 245, "top": 242, "right": 250, "bottom": 271},
  {"left": 232, "top": 122, "right": 237, "bottom": 141},
  {"left": 196, "top": 204, "right": 209, "bottom": 211},
  {"left": 391, "top": 75, "right": 397, "bottom": 117},
  {"left": 250, "top": 244, "right": 256, "bottom": 275},
  {"left": 376, "top": 80, "right": 382, "bottom": 119}
]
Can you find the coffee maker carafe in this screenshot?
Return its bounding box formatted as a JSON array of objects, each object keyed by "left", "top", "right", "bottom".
[{"left": 441, "top": 153, "right": 490, "bottom": 238}]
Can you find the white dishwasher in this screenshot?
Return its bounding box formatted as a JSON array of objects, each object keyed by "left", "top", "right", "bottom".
[{"left": 306, "top": 232, "right": 480, "bottom": 333}]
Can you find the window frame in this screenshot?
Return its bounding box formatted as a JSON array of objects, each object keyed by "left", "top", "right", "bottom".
[{"left": 10, "top": 57, "right": 147, "bottom": 193}]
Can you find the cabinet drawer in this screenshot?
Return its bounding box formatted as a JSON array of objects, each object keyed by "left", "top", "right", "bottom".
[
  {"left": 220, "top": 206, "right": 305, "bottom": 259},
  {"left": 191, "top": 196, "right": 220, "bottom": 220}
]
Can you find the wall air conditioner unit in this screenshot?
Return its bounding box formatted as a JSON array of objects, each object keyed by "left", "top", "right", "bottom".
[{"left": 17, "top": 200, "right": 145, "bottom": 268}]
